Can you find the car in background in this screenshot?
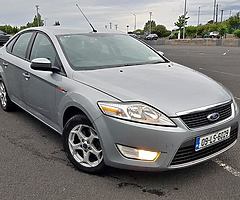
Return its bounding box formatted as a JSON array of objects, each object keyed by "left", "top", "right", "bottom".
[
  {"left": 0, "top": 30, "right": 10, "bottom": 46},
  {"left": 128, "top": 33, "right": 141, "bottom": 39},
  {"left": 204, "top": 31, "right": 220, "bottom": 39},
  {"left": 145, "top": 33, "right": 158, "bottom": 40},
  {"left": 209, "top": 31, "right": 220, "bottom": 39}
]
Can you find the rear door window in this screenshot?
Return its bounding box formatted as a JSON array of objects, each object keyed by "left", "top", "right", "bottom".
[{"left": 12, "top": 32, "right": 33, "bottom": 59}]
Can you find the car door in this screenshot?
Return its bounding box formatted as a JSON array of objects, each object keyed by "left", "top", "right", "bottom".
[
  {"left": 22, "top": 32, "right": 64, "bottom": 127},
  {"left": 1, "top": 32, "right": 34, "bottom": 105}
]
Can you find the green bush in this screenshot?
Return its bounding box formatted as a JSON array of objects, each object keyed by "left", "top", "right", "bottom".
[
  {"left": 186, "top": 26, "right": 197, "bottom": 38},
  {"left": 234, "top": 29, "right": 240, "bottom": 38}
]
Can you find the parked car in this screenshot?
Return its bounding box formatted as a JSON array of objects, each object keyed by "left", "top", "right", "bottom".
[
  {"left": 128, "top": 33, "right": 141, "bottom": 39},
  {"left": 0, "top": 27, "right": 239, "bottom": 173},
  {"left": 0, "top": 30, "right": 10, "bottom": 46},
  {"left": 145, "top": 33, "right": 158, "bottom": 40},
  {"left": 204, "top": 31, "right": 220, "bottom": 39},
  {"left": 209, "top": 31, "right": 220, "bottom": 39}
]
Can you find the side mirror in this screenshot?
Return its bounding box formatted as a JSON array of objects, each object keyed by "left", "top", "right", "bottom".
[
  {"left": 157, "top": 51, "right": 164, "bottom": 56},
  {"left": 31, "top": 58, "right": 60, "bottom": 72}
]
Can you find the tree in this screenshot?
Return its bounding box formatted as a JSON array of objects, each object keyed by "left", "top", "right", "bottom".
[
  {"left": 174, "top": 14, "right": 190, "bottom": 39},
  {"left": 144, "top": 20, "right": 156, "bottom": 33},
  {"left": 175, "top": 14, "right": 190, "bottom": 30},
  {"left": 153, "top": 25, "right": 171, "bottom": 37},
  {"left": 32, "top": 14, "right": 44, "bottom": 27},
  {"left": 227, "top": 12, "right": 240, "bottom": 30},
  {"left": 196, "top": 25, "right": 205, "bottom": 37},
  {"left": 24, "top": 14, "right": 44, "bottom": 28},
  {"left": 0, "top": 25, "right": 19, "bottom": 34},
  {"left": 234, "top": 29, "right": 240, "bottom": 38},
  {"left": 133, "top": 29, "right": 144, "bottom": 35},
  {"left": 218, "top": 24, "right": 228, "bottom": 38},
  {"left": 186, "top": 26, "right": 197, "bottom": 38}
]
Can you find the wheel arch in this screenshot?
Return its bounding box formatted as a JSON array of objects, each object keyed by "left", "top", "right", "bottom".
[
  {"left": 61, "top": 103, "right": 100, "bottom": 131},
  {"left": 63, "top": 106, "right": 89, "bottom": 127}
]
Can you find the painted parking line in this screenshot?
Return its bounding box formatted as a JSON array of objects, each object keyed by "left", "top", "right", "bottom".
[
  {"left": 199, "top": 68, "right": 240, "bottom": 77},
  {"left": 213, "top": 158, "right": 240, "bottom": 178},
  {"left": 234, "top": 97, "right": 240, "bottom": 101}
]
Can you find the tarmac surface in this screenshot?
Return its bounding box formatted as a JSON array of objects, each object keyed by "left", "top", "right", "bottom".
[{"left": 0, "top": 45, "right": 240, "bottom": 200}]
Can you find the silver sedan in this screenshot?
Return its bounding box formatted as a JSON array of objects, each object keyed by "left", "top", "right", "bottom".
[{"left": 0, "top": 27, "right": 239, "bottom": 173}]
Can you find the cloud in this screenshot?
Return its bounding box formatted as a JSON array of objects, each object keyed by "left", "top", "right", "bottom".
[{"left": 0, "top": 0, "right": 239, "bottom": 30}]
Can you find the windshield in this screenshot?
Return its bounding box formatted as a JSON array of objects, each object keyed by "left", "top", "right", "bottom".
[{"left": 57, "top": 34, "right": 166, "bottom": 70}]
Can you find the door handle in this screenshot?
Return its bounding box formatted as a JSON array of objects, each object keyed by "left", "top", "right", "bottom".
[
  {"left": 22, "top": 72, "right": 31, "bottom": 80},
  {"left": 2, "top": 62, "right": 8, "bottom": 68}
]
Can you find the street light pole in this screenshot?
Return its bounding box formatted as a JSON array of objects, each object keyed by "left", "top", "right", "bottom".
[
  {"left": 132, "top": 13, "right": 137, "bottom": 31},
  {"left": 149, "top": 12, "right": 152, "bottom": 34},
  {"left": 44, "top": 18, "right": 48, "bottom": 26},
  {"left": 35, "top": 5, "right": 40, "bottom": 27},
  {"left": 197, "top": 6, "right": 201, "bottom": 26},
  {"left": 183, "top": 0, "right": 187, "bottom": 39},
  {"left": 221, "top": 10, "right": 224, "bottom": 22},
  {"left": 213, "top": 0, "right": 216, "bottom": 22},
  {"left": 216, "top": 4, "right": 219, "bottom": 23}
]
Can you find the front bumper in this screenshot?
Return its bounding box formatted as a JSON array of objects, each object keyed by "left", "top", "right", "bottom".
[{"left": 94, "top": 112, "right": 239, "bottom": 171}]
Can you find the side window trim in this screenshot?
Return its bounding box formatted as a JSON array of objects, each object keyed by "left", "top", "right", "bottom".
[{"left": 26, "top": 32, "right": 37, "bottom": 61}]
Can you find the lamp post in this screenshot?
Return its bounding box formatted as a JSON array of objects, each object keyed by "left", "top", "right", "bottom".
[
  {"left": 44, "top": 18, "right": 48, "bottom": 26},
  {"left": 221, "top": 9, "right": 224, "bottom": 22},
  {"left": 197, "top": 7, "right": 201, "bottom": 26},
  {"left": 213, "top": 0, "right": 217, "bottom": 22},
  {"left": 126, "top": 25, "right": 129, "bottom": 33},
  {"left": 183, "top": 0, "right": 187, "bottom": 39},
  {"left": 149, "top": 12, "right": 152, "bottom": 34},
  {"left": 216, "top": 4, "right": 219, "bottom": 23},
  {"left": 132, "top": 13, "right": 137, "bottom": 31},
  {"left": 35, "top": 5, "right": 40, "bottom": 27}
]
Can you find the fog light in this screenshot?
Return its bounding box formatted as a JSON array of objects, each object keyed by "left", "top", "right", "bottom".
[{"left": 117, "top": 144, "right": 160, "bottom": 161}]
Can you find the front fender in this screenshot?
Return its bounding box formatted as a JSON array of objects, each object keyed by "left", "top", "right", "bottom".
[{"left": 57, "top": 87, "right": 118, "bottom": 132}]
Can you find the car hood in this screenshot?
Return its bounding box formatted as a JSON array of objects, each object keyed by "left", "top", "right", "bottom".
[{"left": 73, "top": 63, "right": 231, "bottom": 117}]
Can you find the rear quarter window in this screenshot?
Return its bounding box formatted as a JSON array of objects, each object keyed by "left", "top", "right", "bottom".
[{"left": 6, "top": 36, "right": 18, "bottom": 53}]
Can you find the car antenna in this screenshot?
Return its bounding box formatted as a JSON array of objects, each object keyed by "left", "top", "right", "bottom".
[{"left": 76, "top": 4, "right": 97, "bottom": 33}]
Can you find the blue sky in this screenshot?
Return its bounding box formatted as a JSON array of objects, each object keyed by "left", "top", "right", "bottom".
[{"left": 0, "top": 0, "right": 239, "bottom": 31}]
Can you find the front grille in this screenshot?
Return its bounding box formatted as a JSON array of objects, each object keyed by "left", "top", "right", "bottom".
[
  {"left": 171, "top": 124, "right": 238, "bottom": 166},
  {"left": 180, "top": 103, "right": 232, "bottom": 129}
]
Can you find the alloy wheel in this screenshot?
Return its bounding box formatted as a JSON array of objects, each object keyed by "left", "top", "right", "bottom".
[
  {"left": 0, "top": 82, "right": 7, "bottom": 108},
  {"left": 68, "top": 124, "right": 103, "bottom": 168}
]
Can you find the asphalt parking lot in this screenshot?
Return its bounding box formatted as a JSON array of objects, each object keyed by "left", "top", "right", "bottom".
[{"left": 0, "top": 44, "right": 240, "bottom": 200}]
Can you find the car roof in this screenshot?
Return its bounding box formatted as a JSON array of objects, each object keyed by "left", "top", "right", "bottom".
[{"left": 23, "top": 26, "right": 126, "bottom": 36}]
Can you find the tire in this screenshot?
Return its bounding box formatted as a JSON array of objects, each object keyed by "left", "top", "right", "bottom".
[
  {"left": 63, "top": 115, "right": 105, "bottom": 174},
  {"left": 0, "top": 80, "right": 16, "bottom": 112}
]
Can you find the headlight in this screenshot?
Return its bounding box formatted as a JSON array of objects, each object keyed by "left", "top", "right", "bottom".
[
  {"left": 233, "top": 98, "right": 239, "bottom": 116},
  {"left": 98, "top": 102, "right": 176, "bottom": 126}
]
